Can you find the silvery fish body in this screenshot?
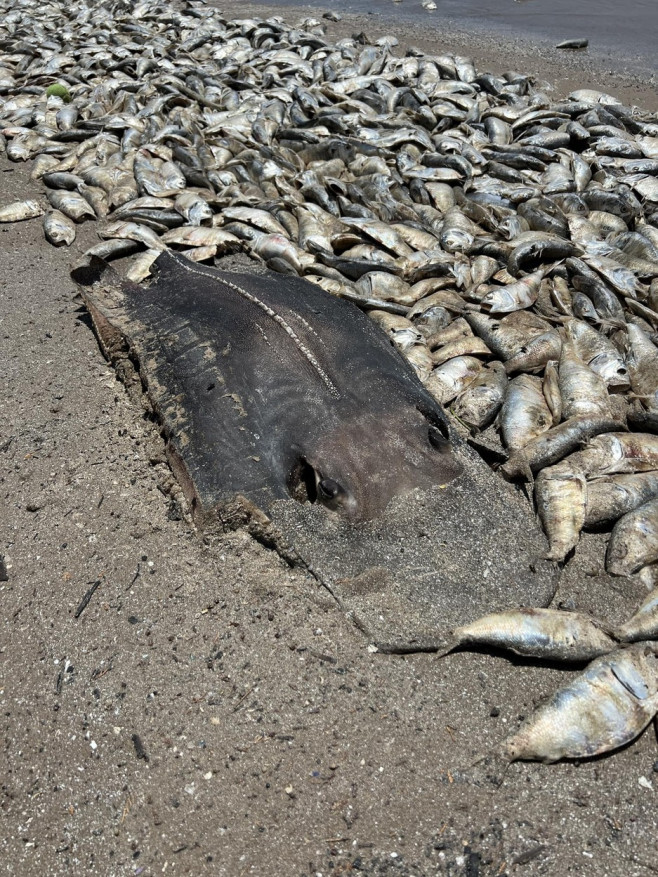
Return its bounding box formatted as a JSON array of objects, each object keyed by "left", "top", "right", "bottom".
[
  {"left": 616, "top": 588, "right": 658, "bottom": 642},
  {"left": 43, "top": 209, "right": 76, "bottom": 246},
  {"left": 606, "top": 498, "right": 658, "bottom": 576},
  {"left": 441, "top": 608, "right": 616, "bottom": 662},
  {"left": 0, "top": 199, "right": 44, "bottom": 222},
  {"left": 500, "top": 643, "right": 658, "bottom": 763}
]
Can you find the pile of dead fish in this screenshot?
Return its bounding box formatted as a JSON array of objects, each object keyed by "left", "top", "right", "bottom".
[
  {"left": 435, "top": 605, "right": 658, "bottom": 765},
  {"left": 1, "top": 0, "right": 658, "bottom": 765}
]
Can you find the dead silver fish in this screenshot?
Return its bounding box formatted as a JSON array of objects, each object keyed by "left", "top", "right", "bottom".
[
  {"left": 606, "top": 498, "right": 658, "bottom": 576},
  {"left": 451, "top": 361, "right": 507, "bottom": 430},
  {"left": 556, "top": 38, "right": 589, "bottom": 49},
  {"left": 439, "top": 608, "right": 616, "bottom": 662},
  {"left": 565, "top": 319, "right": 630, "bottom": 389},
  {"left": 125, "top": 248, "right": 162, "bottom": 283},
  {"left": 501, "top": 415, "right": 622, "bottom": 480},
  {"left": 0, "top": 199, "right": 44, "bottom": 222},
  {"left": 424, "top": 356, "right": 483, "bottom": 406},
  {"left": 500, "top": 374, "right": 552, "bottom": 451},
  {"left": 585, "top": 473, "right": 658, "bottom": 528},
  {"left": 571, "top": 432, "right": 658, "bottom": 477},
  {"left": 481, "top": 270, "right": 545, "bottom": 314},
  {"left": 626, "top": 324, "right": 658, "bottom": 415},
  {"left": 535, "top": 461, "right": 587, "bottom": 561},
  {"left": 616, "top": 587, "right": 658, "bottom": 642},
  {"left": 431, "top": 336, "right": 491, "bottom": 366},
  {"left": 504, "top": 330, "right": 562, "bottom": 375},
  {"left": 542, "top": 360, "right": 562, "bottom": 425},
  {"left": 558, "top": 338, "right": 612, "bottom": 420},
  {"left": 43, "top": 209, "right": 76, "bottom": 246},
  {"left": 498, "top": 642, "right": 658, "bottom": 763},
  {"left": 99, "top": 221, "right": 166, "bottom": 250},
  {"left": 46, "top": 189, "right": 96, "bottom": 222}
]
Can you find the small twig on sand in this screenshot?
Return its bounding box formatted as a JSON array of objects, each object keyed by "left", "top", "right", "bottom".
[{"left": 74, "top": 580, "right": 101, "bottom": 618}]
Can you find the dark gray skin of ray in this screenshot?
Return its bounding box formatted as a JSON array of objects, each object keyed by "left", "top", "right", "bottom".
[
  {"left": 74, "top": 249, "right": 463, "bottom": 522},
  {"left": 73, "top": 250, "right": 558, "bottom": 646}
]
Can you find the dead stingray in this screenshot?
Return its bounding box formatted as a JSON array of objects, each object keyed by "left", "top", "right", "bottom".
[{"left": 72, "top": 250, "right": 557, "bottom": 647}]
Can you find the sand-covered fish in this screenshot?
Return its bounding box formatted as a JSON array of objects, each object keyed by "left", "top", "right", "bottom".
[
  {"left": 535, "top": 462, "right": 587, "bottom": 561},
  {"left": 500, "top": 374, "right": 552, "bottom": 451},
  {"left": 616, "top": 587, "right": 658, "bottom": 642},
  {"left": 0, "top": 199, "right": 43, "bottom": 222}
]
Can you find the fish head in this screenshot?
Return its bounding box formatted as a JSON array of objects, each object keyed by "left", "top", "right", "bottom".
[{"left": 289, "top": 406, "right": 463, "bottom": 522}]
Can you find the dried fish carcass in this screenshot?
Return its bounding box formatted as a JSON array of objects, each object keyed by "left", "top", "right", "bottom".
[
  {"left": 439, "top": 608, "right": 616, "bottom": 662},
  {"left": 557, "top": 337, "right": 612, "bottom": 420},
  {"left": 572, "top": 432, "right": 658, "bottom": 477},
  {"left": 0, "top": 200, "right": 44, "bottom": 223},
  {"left": 46, "top": 189, "right": 96, "bottom": 222},
  {"left": 585, "top": 473, "right": 658, "bottom": 529},
  {"left": 501, "top": 415, "right": 622, "bottom": 480},
  {"left": 43, "top": 209, "right": 76, "bottom": 246},
  {"left": 606, "top": 498, "right": 658, "bottom": 576},
  {"left": 626, "top": 324, "right": 658, "bottom": 416},
  {"left": 481, "top": 270, "right": 545, "bottom": 314},
  {"left": 500, "top": 374, "right": 552, "bottom": 451},
  {"left": 451, "top": 361, "right": 507, "bottom": 430},
  {"left": 535, "top": 461, "right": 587, "bottom": 561},
  {"left": 499, "top": 643, "right": 658, "bottom": 763},
  {"left": 616, "top": 588, "right": 658, "bottom": 643},
  {"left": 424, "top": 356, "right": 483, "bottom": 406}
]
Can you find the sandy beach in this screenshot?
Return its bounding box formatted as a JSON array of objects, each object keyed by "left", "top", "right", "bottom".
[{"left": 1, "top": 4, "right": 658, "bottom": 875}]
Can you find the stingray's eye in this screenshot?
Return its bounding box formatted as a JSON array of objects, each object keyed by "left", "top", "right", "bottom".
[
  {"left": 428, "top": 424, "right": 450, "bottom": 452},
  {"left": 318, "top": 478, "right": 342, "bottom": 501}
]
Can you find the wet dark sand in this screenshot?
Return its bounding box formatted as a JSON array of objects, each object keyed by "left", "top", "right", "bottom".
[
  {"left": 265, "top": 0, "right": 657, "bottom": 69},
  {"left": 379, "top": 0, "right": 656, "bottom": 63}
]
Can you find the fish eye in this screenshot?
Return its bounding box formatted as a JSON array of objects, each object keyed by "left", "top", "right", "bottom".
[{"left": 318, "top": 477, "right": 342, "bottom": 501}]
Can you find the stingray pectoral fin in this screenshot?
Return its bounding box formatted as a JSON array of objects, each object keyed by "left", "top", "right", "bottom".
[
  {"left": 71, "top": 256, "right": 149, "bottom": 393},
  {"left": 71, "top": 255, "right": 152, "bottom": 360},
  {"left": 71, "top": 257, "right": 289, "bottom": 518},
  {"left": 71, "top": 255, "right": 135, "bottom": 304},
  {"left": 151, "top": 247, "right": 186, "bottom": 282}
]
